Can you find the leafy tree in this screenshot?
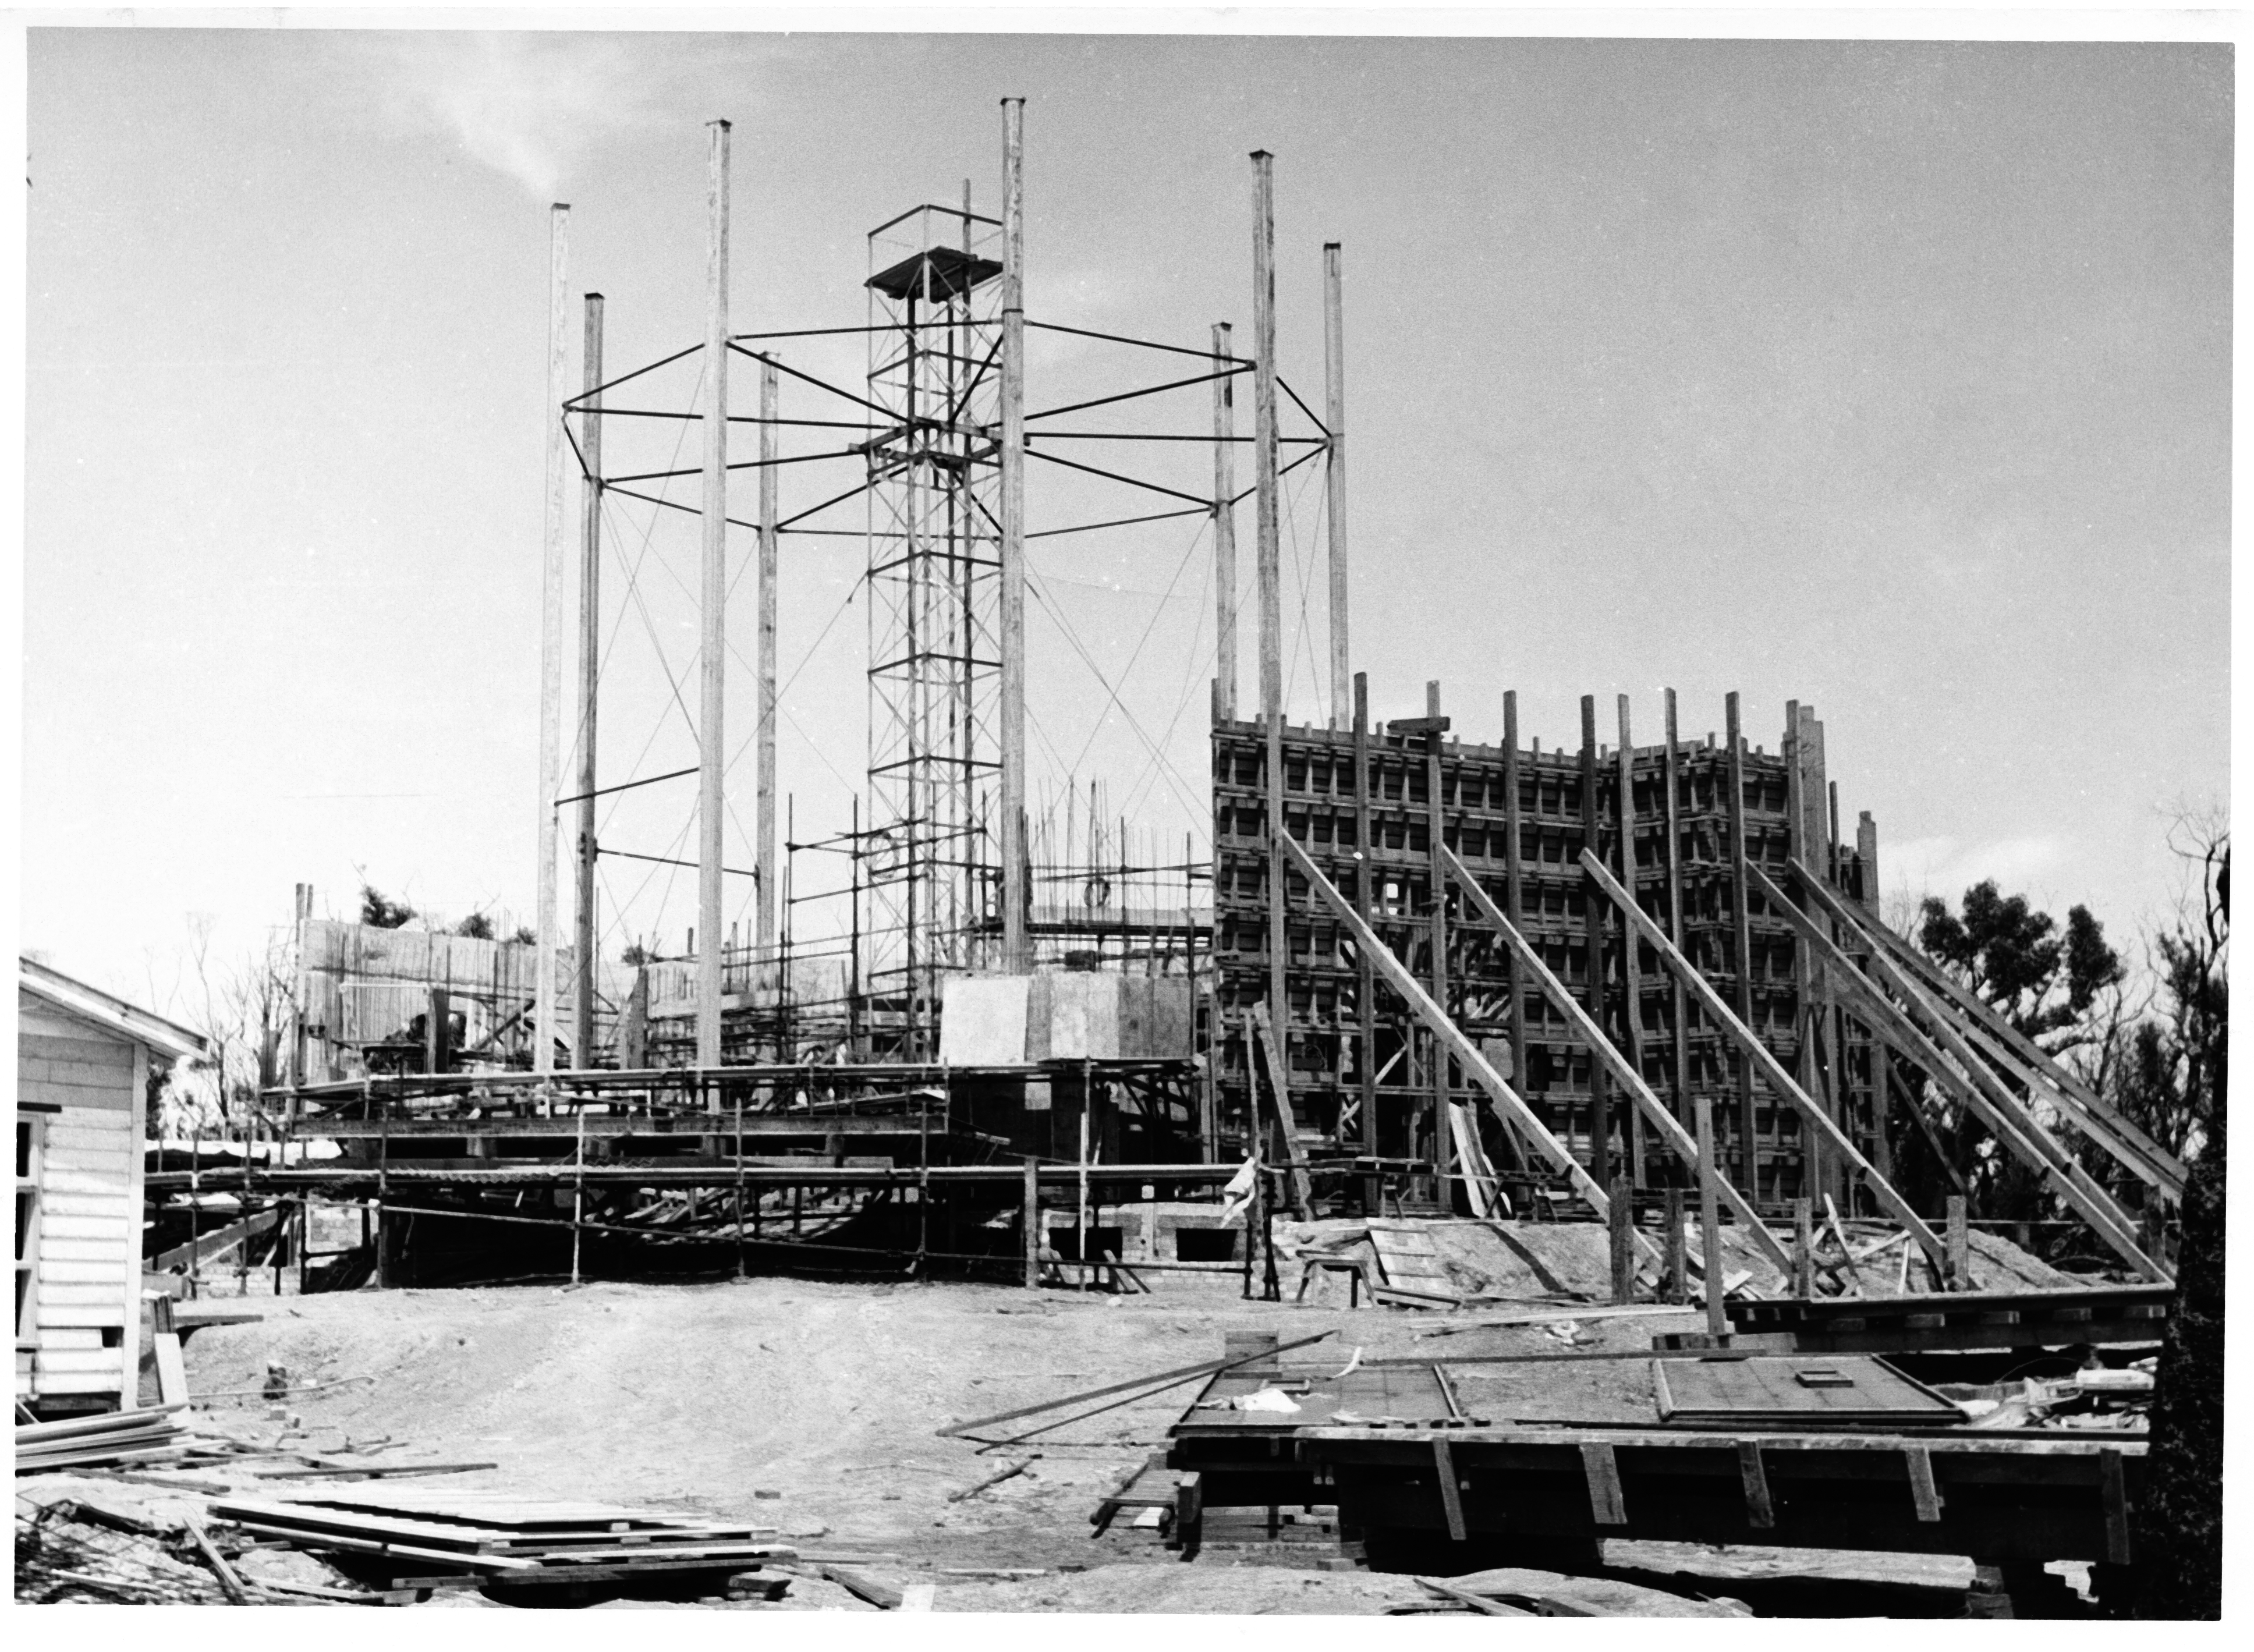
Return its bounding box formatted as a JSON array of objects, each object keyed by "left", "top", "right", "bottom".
[
  {"left": 2126, "top": 816, "right": 2225, "bottom": 1619},
  {"left": 359, "top": 884, "right": 417, "bottom": 930},
  {"left": 1891, "top": 881, "right": 2126, "bottom": 1226},
  {"left": 454, "top": 911, "right": 495, "bottom": 940},
  {"left": 621, "top": 941, "right": 650, "bottom": 966},
  {"left": 510, "top": 925, "right": 537, "bottom": 946}
]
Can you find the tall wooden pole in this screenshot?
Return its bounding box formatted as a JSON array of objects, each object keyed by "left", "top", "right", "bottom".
[
  {"left": 1322, "top": 242, "right": 1348, "bottom": 731},
  {"left": 1252, "top": 150, "right": 1289, "bottom": 1171},
  {"left": 1211, "top": 321, "right": 1238, "bottom": 724},
  {"left": 1696, "top": 1095, "right": 1728, "bottom": 1338},
  {"left": 1615, "top": 694, "right": 1646, "bottom": 1186},
  {"left": 1353, "top": 672, "right": 1376, "bottom": 1158},
  {"left": 1725, "top": 693, "right": 1759, "bottom": 1195},
  {"left": 756, "top": 355, "right": 779, "bottom": 978},
  {"left": 696, "top": 120, "right": 730, "bottom": 1070},
  {"left": 1426, "top": 681, "right": 1451, "bottom": 1207},
  {"left": 1662, "top": 689, "right": 1691, "bottom": 1128},
  {"left": 534, "top": 202, "right": 570, "bottom": 1078},
  {"left": 999, "top": 96, "right": 1029, "bottom": 973},
  {"left": 572, "top": 292, "right": 604, "bottom": 1070},
  {"left": 1580, "top": 695, "right": 1609, "bottom": 1188},
  {"left": 1502, "top": 691, "right": 1527, "bottom": 1093}
]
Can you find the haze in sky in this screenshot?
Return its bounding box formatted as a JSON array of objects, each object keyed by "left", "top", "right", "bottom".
[{"left": 17, "top": 27, "right": 2230, "bottom": 1018}]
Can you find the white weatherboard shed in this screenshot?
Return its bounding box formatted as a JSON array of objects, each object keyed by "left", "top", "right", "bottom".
[{"left": 16, "top": 958, "right": 205, "bottom": 1415}]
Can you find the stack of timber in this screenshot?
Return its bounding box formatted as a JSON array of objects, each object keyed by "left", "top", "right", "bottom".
[
  {"left": 15, "top": 1407, "right": 190, "bottom": 1473},
  {"left": 210, "top": 1486, "right": 797, "bottom": 1596}
]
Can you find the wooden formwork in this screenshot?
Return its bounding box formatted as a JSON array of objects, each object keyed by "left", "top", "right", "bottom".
[{"left": 1210, "top": 694, "right": 1884, "bottom": 1210}]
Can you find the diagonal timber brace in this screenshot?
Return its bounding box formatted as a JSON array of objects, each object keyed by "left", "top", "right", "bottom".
[
  {"left": 1280, "top": 834, "right": 1658, "bottom": 1262},
  {"left": 1442, "top": 847, "right": 1793, "bottom": 1277},
  {"left": 1826, "top": 875, "right": 2185, "bottom": 1199},
  {"left": 1576, "top": 848, "right": 1949, "bottom": 1275},
  {"left": 1766, "top": 862, "right": 2170, "bottom": 1282}
]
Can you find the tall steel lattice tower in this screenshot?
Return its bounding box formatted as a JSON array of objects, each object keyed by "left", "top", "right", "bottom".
[{"left": 862, "top": 200, "right": 1007, "bottom": 1055}]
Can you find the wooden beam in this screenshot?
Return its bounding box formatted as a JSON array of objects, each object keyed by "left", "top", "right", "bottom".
[
  {"left": 1280, "top": 832, "right": 1654, "bottom": 1255},
  {"left": 1353, "top": 672, "right": 1376, "bottom": 1157},
  {"left": 1615, "top": 695, "right": 1647, "bottom": 1185},
  {"left": 1211, "top": 321, "right": 1237, "bottom": 722},
  {"left": 1724, "top": 693, "right": 1759, "bottom": 1194},
  {"left": 1580, "top": 696, "right": 1610, "bottom": 1187},
  {"left": 1578, "top": 847, "right": 1948, "bottom": 1271},
  {"left": 1856, "top": 903, "right": 2185, "bottom": 1196},
  {"left": 1323, "top": 242, "right": 1349, "bottom": 729},
  {"left": 1250, "top": 1001, "right": 1313, "bottom": 1219},
  {"left": 535, "top": 201, "right": 571, "bottom": 1078},
  {"left": 695, "top": 123, "right": 729, "bottom": 1069},
  {"left": 1772, "top": 861, "right": 2167, "bottom": 1282},
  {"left": 1502, "top": 690, "right": 1529, "bottom": 1098},
  {"left": 1427, "top": 681, "right": 1451, "bottom": 1208},
  {"left": 573, "top": 291, "right": 604, "bottom": 1069},
  {"left": 1696, "top": 1096, "right": 1728, "bottom": 1338},
  {"left": 1442, "top": 846, "right": 1792, "bottom": 1274},
  {"left": 1662, "top": 690, "right": 1692, "bottom": 1125},
  {"left": 999, "top": 97, "right": 1029, "bottom": 973}
]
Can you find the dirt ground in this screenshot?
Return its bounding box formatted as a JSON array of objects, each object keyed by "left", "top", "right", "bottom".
[{"left": 154, "top": 1271, "right": 1775, "bottom": 1610}]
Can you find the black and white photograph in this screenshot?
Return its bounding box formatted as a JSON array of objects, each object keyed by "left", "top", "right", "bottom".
[{"left": 6, "top": 8, "right": 2234, "bottom": 1623}]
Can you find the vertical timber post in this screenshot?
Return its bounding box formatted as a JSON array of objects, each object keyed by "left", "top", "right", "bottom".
[
  {"left": 1503, "top": 691, "right": 1528, "bottom": 1100},
  {"left": 1322, "top": 242, "right": 1348, "bottom": 731},
  {"left": 535, "top": 201, "right": 570, "bottom": 1077},
  {"left": 1608, "top": 1173, "right": 1635, "bottom": 1305},
  {"left": 573, "top": 292, "right": 604, "bottom": 1069},
  {"left": 1662, "top": 689, "right": 1691, "bottom": 1129},
  {"left": 1696, "top": 1094, "right": 1727, "bottom": 1339},
  {"left": 998, "top": 97, "right": 1030, "bottom": 973},
  {"left": 1022, "top": 1155, "right": 1039, "bottom": 1289},
  {"left": 756, "top": 355, "right": 780, "bottom": 995},
  {"left": 1580, "top": 696, "right": 1610, "bottom": 1190},
  {"left": 1664, "top": 1186, "right": 1688, "bottom": 1303},
  {"left": 1725, "top": 693, "right": 1759, "bottom": 1198},
  {"left": 1615, "top": 695, "right": 1646, "bottom": 1186},
  {"left": 1858, "top": 809, "right": 1892, "bottom": 1182},
  {"left": 1251, "top": 150, "right": 1290, "bottom": 1196},
  {"left": 1426, "top": 680, "right": 1451, "bottom": 1209},
  {"left": 1212, "top": 321, "right": 1238, "bottom": 724},
  {"left": 696, "top": 120, "right": 730, "bottom": 1072},
  {"left": 1353, "top": 672, "right": 1377, "bottom": 1161}
]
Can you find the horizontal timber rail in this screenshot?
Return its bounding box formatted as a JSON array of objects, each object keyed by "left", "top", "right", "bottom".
[{"left": 146, "top": 1162, "right": 1249, "bottom": 1193}]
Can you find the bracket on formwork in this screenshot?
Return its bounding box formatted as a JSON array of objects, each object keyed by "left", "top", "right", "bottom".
[
  {"left": 1576, "top": 849, "right": 1949, "bottom": 1277},
  {"left": 1766, "top": 861, "right": 2171, "bottom": 1284},
  {"left": 1442, "top": 848, "right": 1793, "bottom": 1278},
  {"left": 1842, "top": 888, "right": 2187, "bottom": 1201},
  {"left": 1248, "top": 1001, "right": 1313, "bottom": 1219},
  {"left": 1280, "top": 834, "right": 1656, "bottom": 1258}
]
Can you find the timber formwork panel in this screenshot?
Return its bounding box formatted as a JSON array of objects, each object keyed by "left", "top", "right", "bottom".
[{"left": 1211, "top": 711, "right": 1881, "bottom": 1207}]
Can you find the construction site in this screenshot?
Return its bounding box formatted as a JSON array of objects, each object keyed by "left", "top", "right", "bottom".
[{"left": 15, "top": 90, "right": 2214, "bottom": 1619}]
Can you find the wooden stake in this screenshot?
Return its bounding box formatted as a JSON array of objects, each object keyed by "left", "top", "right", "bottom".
[
  {"left": 1695, "top": 1096, "right": 1727, "bottom": 1339},
  {"left": 1608, "top": 1174, "right": 1636, "bottom": 1305}
]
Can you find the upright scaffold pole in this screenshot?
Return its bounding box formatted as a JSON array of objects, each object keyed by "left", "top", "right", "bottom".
[
  {"left": 1323, "top": 242, "right": 1348, "bottom": 731},
  {"left": 697, "top": 119, "right": 731, "bottom": 1072},
  {"left": 572, "top": 290, "right": 605, "bottom": 1069},
  {"left": 534, "top": 201, "right": 570, "bottom": 1079},
  {"left": 1211, "top": 321, "right": 1238, "bottom": 724},
  {"left": 999, "top": 96, "right": 1030, "bottom": 974},
  {"left": 1252, "top": 150, "right": 1287, "bottom": 1160},
  {"left": 756, "top": 354, "right": 779, "bottom": 988}
]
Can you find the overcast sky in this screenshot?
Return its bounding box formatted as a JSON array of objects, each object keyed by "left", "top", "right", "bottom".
[{"left": 15, "top": 26, "right": 2231, "bottom": 1014}]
